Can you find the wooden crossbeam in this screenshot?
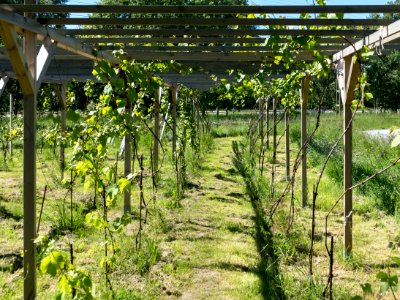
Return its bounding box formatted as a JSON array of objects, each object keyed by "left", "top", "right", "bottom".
[
  {"left": 63, "top": 28, "right": 375, "bottom": 37},
  {"left": 96, "top": 45, "right": 342, "bottom": 52},
  {"left": 333, "top": 19, "right": 400, "bottom": 61},
  {"left": 0, "top": 8, "right": 116, "bottom": 63},
  {"left": 39, "top": 17, "right": 393, "bottom": 27},
  {"left": 2, "top": 4, "right": 400, "bottom": 14},
  {"left": 77, "top": 37, "right": 358, "bottom": 44},
  {"left": 0, "top": 21, "right": 35, "bottom": 95}
]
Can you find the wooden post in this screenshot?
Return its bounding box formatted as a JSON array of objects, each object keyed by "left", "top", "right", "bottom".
[
  {"left": 266, "top": 97, "right": 270, "bottom": 149},
  {"left": 55, "top": 84, "right": 67, "bottom": 179},
  {"left": 337, "top": 55, "right": 360, "bottom": 258},
  {"left": 153, "top": 86, "right": 161, "bottom": 173},
  {"left": 24, "top": 4, "right": 37, "bottom": 297},
  {"left": 0, "top": 12, "right": 37, "bottom": 298},
  {"left": 300, "top": 75, "right": 310, "bottom": 207},
  {"left": 171, "top": 86, "right": 177, "bottom": 156},
  {"left": 272, "top": 96, "right": 277, "bottom": 164},
  {"left": 259, "top": 98, "right": 264, "bottom": 141},
  {"left": 196, "top": 97, "right": 200, "bottom": 137},
  {"left": 9, "top": 93, "right": 13, "bottom": 156},
  {"left": 285, "top": 108, "right": 290, "bottom": 181},
  {"left": 124, "top": 91, "right": 132, "bottom": 214}
]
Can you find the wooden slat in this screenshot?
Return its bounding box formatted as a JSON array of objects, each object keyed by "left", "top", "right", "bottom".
[
  {"left": 0, "top": 8, "right": 116, "bottom": 63},
  {"left": 96, "top": 45, "right": 342, "bottom": 52},
  {"left": 78, "top": 37, "right": 358, "bottom": 44},
  {"left": 63, "top": 28, "right": 375, "bottom": 37},
  {"left": 0, "top": 21, "right": 34, "bottom": 95},
  {"left": 333, "top": 19, "right": 400, "bottom": 61},
  {"left": 2, "top": 4, "right": 400, "bottom": 14},
  {"left": 39, "top": 17, "right": 393, "bottom": 27}
]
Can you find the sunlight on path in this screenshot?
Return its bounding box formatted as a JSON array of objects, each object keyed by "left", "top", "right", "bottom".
[{"left": 164, "top": 137, "right": 264, "bottom": 299}]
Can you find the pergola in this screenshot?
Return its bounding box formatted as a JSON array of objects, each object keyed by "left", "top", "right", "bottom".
[{"left": 0, "top": 3, "right": 400, "bottom": 299}]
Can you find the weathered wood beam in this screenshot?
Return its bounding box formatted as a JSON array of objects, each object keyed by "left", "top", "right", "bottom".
[
  {"left": 124, "top": 51, "right": 314, "bottom": 62},
  {"left": 78, "top": 37, "right": 358, "bottom": 44},
  {"left": 3, "top": 4, "right": 400, "bottom": 14},
  {"left": 97, "top": 45, "right": 342, "bottom": 52},
  {"left": 0, "top": 21, "right": 35, "bottom": 95},
  {"left": 0, "top": 8, "right": 116, "bottom": 63},
  {"left": 300, "top": 75, "right": 310, "bottom": 208},
  {"left": 23, "top": 1, "right": 37, "bottom": 298},
  {"left": 333, "top": 19, "right": 400, "bottom": 62},
  {"left": 63, "top": 28, "right": 374, "bottom": 37},
  {"left": 171, "top": 86, "right": 178, "bottom": 156},
  {"left": 54, "top": 83, "right": 67, "bottom": 179},
  {"left": 337, "top": 54, "right": 360, "bottom": 258},
  {"left": 124, "top": 95, "right": 132, "bottom": 214},
  {"left": 285, "top": 108, "right": 290, "bottom": 181},
  {"left": 153, "top": 87, "right": 162, "bottom": 173},
  {"left": 39, "top": 17, "right": 393, "bottom": 27}
]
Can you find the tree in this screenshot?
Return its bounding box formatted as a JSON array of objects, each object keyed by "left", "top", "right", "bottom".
[{"left": 366, "top": 50, "right": 400, "bottom": 110}]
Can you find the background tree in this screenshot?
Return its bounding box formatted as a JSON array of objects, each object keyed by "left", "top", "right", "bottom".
[{"left": 366, "top": 50, "right": 400, "bottom": 111}]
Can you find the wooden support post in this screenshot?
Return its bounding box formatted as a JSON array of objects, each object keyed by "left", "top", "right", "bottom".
[
  {"left": 24, "top": 26, "right": 37, "bottom": 300},
  {"left": 337, "top": 55, "right": 360, "bottom": 258},
  {"left": 171, "top": 86, "right": 177, "bottom": 156},
  {"left": 266, "top": 96, "right": 270, "bottom": 149},
  {"left": 196, "top": 97, "right": 200, "bottom": 136},
  {"left": 124, "top": 92, "right": 132, "bottom": 214},
  {"left": 300, "top": 75, "right": 310, "bottom": 207},
  {"left": 153, "top": 86, "right": 161, "bottom": 173},
  {"left": 9, "top": 93, "right": 13, "bottom": 156},
  {"left": 54, "top": 83, "right": 67, "bottom": 179},
  {"left": 285, "top": 108, "right": 290, "bottom": 181},
  {"left": 272, "top": 96, "right": 277, "bottom": 164},
  {"left": 0, "top": 18, "right": 37, "bottom": 299},
  {"left": 258, "top": 98, "right": 264, "bottom": 140}
]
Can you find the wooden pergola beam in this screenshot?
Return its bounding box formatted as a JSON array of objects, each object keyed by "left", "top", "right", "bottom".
[
  {"left": 0, "top": 8, "right": 116, "bottom": 63},
  {"left": 112, "top": 51, "right": 315, "bottom": 62},
  {"left": 3, "top": 4, "right": 400, "bottom": 14},
  {"left": 63, "top": 28, "right": 375, "bottom": 37},
  {"left": 333, "top": 19, "right": 400, "bottom": 62},
  {"left": 77, "top": 37, "right": 359, "bottom": 44},
  {"left": 0, "top": 21, "right": 34, "bottom": 95},
  {"left": 96, "top": 45, "right": 344, "bottom": 52},
  {"left": 39, "top": 17, "right": 393, "bottom": 27}
]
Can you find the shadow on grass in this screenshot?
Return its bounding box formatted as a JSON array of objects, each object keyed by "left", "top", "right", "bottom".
[
  {"left": 0, "top": 252, "right": 23, "bottom": 272},
  {"left": 0, "top": 205, "right": 22, "bottom": 221},
  {"left": 232, "top": 140, "right": 286, "bottom": 300}
]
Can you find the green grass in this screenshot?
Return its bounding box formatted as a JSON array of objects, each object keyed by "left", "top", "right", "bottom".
[{"left": 1, "top": 111, "right": 400, "bottom": 299}]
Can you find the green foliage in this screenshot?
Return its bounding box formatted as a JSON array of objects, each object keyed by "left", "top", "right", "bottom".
[
  {"left": 366, "top": 51, "right": 400, "bottom": 110},
  {"left": 39, "top": 250, "right": 94, "bottom": 299},
  {"left": 131, "top": 238, "right": 161, "bottom": 276}
]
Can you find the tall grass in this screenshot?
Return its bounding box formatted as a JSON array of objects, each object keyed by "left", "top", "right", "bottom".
[{"left": 290, "top": 112, "right": 400, "bottom": 215}]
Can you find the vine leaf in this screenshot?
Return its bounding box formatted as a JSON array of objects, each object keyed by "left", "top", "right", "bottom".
[
  {"left": 391, "top": 135, "right": 400, "bottom": 148},
  {"left": 40, "top": 251, "right": 67, "bottom": 277}
]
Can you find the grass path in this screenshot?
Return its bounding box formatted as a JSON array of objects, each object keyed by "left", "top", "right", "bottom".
[{"left": 161, "top": 136, "right": 265, "bottom": 299}]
